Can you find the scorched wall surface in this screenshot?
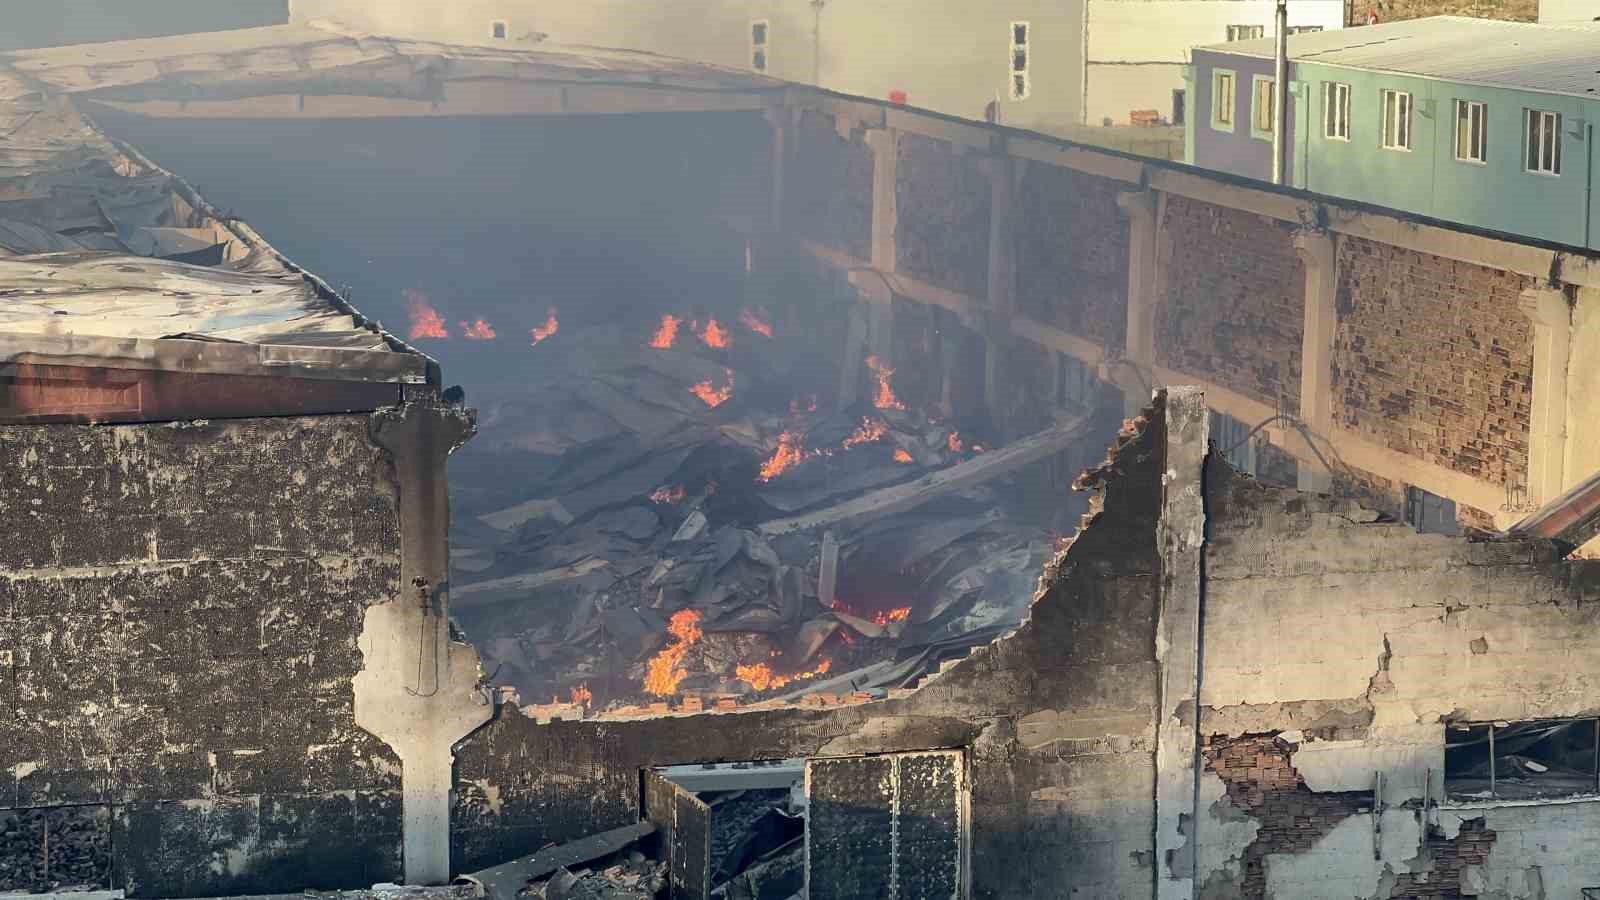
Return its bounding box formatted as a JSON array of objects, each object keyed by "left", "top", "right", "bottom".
[{"left": 0, "top": 415, "right": 405, "bottom": 896}]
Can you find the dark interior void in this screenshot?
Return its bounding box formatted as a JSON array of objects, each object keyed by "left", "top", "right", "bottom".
[
  {"left": 0, "top": 0, "right": 288, "bottom": 50},
  {"left": 1446, "top": 718, "right": 1600, "bottom": 800}
]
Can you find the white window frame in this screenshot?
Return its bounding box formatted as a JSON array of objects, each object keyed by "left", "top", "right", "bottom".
[
  {"left": 1381, "top": 88, "right": 1412, "bottom": 152},
  {"left": 1226, "top": 24, "right": 1265, "bottom": 41},
  {"left": 1009, "top": 21, "right": 1031, "bottom": 101},
  {"left": 1251, "top": 74, "right": 1277, "bottom": 140},
  {"left": 1288, "top": 25, "right": 1324, "bottom": 34},
  {"left": 1212, "top": 68, "right": 1236, "bottom": 133},
  {"left": 1454, "top": 99, "right": 1488, "bottom": 164},
  {"left": 1526, "top": 109, "right": 1562, "bottom": 176},
  {"left": 1323, "top": 82, "right": 1350, "bottom": 141},
  {"left": 751, "top": 19, "right": 769, "bottom": 72}
]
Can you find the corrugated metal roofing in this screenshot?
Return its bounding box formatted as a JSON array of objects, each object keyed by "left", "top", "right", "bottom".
[{"left": 1202, "top": 16, "right": 1600, "bottom": 100}]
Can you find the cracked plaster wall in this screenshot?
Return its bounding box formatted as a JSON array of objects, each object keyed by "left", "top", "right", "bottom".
[
  {"left": 1186, "top": 460, "right": 1600, "bottom": 898},
  {"left": 0, "top": 416, "right": 407, "bottom": 896}
]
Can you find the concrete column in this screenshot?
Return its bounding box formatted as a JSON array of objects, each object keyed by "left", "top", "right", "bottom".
[
  {"left": 1155, "top": 386, "right": 1208, "bottom": 900},
  {"left": 865, "top": 127, "right": 899, "bottom": 272},
  {"left": 984, "top": 140, "right": 1017, "bottom": 434},
  {"left": 1114, "top": 190, "right": 1158, "bottom": 416},
  {"left": 763, "top": 104, "right": 794, "bottom": 235},
  {"left": 1564, "top": 286, "right": 1600, "bottom": 492},
  {"left": 357, "top": 401, "right": 494, "bottom": 885},
  {"left": 1520, "top": 286, "right": 1571, "bottom": 506},
  {"left": 1293, "top": 229, "right": 1338, "bottom": 493}
]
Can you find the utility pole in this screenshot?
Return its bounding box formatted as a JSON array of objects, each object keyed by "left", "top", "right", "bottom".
[
  {"left": 810, "top": 0, "right": 825, "bottom": 85},
  {"left": 1272, "top": 0, "right": 1288, "bottom": 185}
]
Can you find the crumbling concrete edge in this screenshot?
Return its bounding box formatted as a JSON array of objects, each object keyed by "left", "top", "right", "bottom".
[{"left": 355, "top": 401, "right": 494, "bottom": 885}]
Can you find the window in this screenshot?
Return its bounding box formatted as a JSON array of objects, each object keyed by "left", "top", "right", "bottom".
[
  {"left": 1009, "top": 21, "right": 1030, "bottom": 100},
  {"left": 751, "top": 20, "right": 769, "bottom": 72},
  {"left": 1227, "top": 24, "right": 1266, "bottom": 40},
  {"left": 1252, "top": 76, "right": 1276, "bottom": 137},
  {"left": 1381, "top": 89, "right": 1412, "bottom": 150},
  {"left": 1323, "top": 82, "right": 1350, "bottom": 140},
  {"left": 1406, "top": 486, "right": 1458, "bottom": 536},
  {"left": 1173, "top": 88, "right": 1187, "bottom": 126},
  {"left": 1446, "top": 718, "right": 1600, "bottom": 802},
  {"left": 1288, "top": 25, "right": 1324, "bottom": 33},
  {"left": 1455, "top": 100, "right": 1487, "bottom": 163},
  {"left": 491, "top": 20, "right": 507, "bottom": 39},
  {"left": 1527, "top": 109, "right": 1562, "bottom": 175},
  {"left": 1212, "top": 69, "right": 1236, "bottom": 131}
]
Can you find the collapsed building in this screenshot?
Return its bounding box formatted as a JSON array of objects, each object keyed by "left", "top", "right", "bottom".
[{"left": 4, "top": 19, "right": 1600, "bottom": 900}]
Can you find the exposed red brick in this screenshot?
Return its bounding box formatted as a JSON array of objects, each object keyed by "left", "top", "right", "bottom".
[
  {"left": 895, "top": 133, "right": 990, "bottom": 298},
  {"left": 1015, "top": 163, "right": 1129, "bottom": 349},
  {"left": 791, "top": 109, "right": 874, "bottom": 261},
  {"left": 1332, "top": 237, "right": 1532, "bottom": 492},
  {"left": 1386, "top": 818, "right": 1496, "bottom": 898}
]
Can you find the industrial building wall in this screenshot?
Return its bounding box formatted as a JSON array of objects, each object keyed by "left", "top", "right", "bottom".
[{"left": 0, "top": 415, "right": 405, "bottom": 896}]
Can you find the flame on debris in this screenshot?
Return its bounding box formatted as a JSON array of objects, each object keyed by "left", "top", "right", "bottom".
[
  {"left": 739, "top": 307, "right": 773, "bottom": 338},
  {"left": 644, "top": 610, "right": 703, "bottom": 697},
  {"left": 570, "top": 684, "right": 593, "bottom": 707},
  {"left": 405, "top": 289, "right": 449, "bottom": 340},
  {"left": 759, "top": 431, "right": 807, "bottom": 482},
  {"left": 873, "top": 607, "right": 912, "bottom": 626},
  {"left": 700, "top": 317, "right": 732, "bottom": 349},
  {"left": 530, "top": 307, "right": 559, "bottom": 345},
  {"left": 736, "top": 657, "right": 833, "bottom": 693},
  {"left": 788, "top": 394, "right": 818, "bottom": 416},
  {"left": 842, "top": 417, "right": 889, "bottom": 450},
  {"left": 893, "top": 448, "right": 914, "bottom": 464},
  {"left": 864, "top": 355, "right": 906, "bottom": 411},
  {"left": 947, "top": 431, "right": 963, "bottom": 453},
  {"left": 457, "top": 319, "right": 496, "bottom": 340},
  {"left": 650, "top": 485, "right": 687, "bottom": 504},
  {"left": 650, "top": 314, "right": 681, "bottom": 349},
  {"left": 689, "top": 369, "right": 735, "bottom": 408}
]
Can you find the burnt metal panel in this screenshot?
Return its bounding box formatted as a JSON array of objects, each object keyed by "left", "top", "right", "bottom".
[
  {"left": 670, "top": 786, "right": 712, "bottom": 900},
  {"left": 806, "top": 750, "right": 965, "bottom": 900}
]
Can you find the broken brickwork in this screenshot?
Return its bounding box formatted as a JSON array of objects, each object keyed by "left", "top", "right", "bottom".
[
  {"left": 790, "top": 109, "right": 874, "bottom": 261},
  {"left": 0, "top": 416, "right": 404, "bottom": 895},
  {"left": 1155, "top": 196, "right": 1304, "bottom": 414},
  {"left": 1203, "top": 735, "right": 1371, "bottom": 900},
  {"left": 1333, "top": 236, "right": 1533, "bottom": 492},
  {"left": 895, "top": 133, "right": 991, "bottom": 298},
  {"left": 1014, "top": 161, "right": 1129, "bottom": 350},
  {"left": 1385, "top": 818, "right": 1496, "bottom": 898},
  {"left": 1330, "top": 463, "right": 1409, "bottom": 522}
]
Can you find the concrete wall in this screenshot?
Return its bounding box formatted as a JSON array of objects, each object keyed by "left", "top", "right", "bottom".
[
  {"left": 1188, "top": 49, "right": 1281, "bottom": 177},
  {"left": 1086, "top": 0, "right": 1342, "bottom": 126},
  {"left": 0, "top": 416, "right": 405, "bottom": 895}
]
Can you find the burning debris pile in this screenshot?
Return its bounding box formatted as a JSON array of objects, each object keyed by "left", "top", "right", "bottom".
[{"left": 448, "top": 300, "right": 1105, "bottom": 712}]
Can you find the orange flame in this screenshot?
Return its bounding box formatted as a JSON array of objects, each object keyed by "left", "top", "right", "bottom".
[
  {"left": 864, "top": 355, "right": 906, "bottom": 411},
  {"left": 700, "top": 317, "right": 731, "bottom": 349},
  {"left": 459, "top": 319, "right": 497, "bottom": 340},
  {"left": 570, "top": 684, "right": 593, "bottom": 707},
  {"left": 650, "top": 485, "right": 687, "bottom": 504},
  {"left": 650, "top": 314, "right": 681, "bottom": 349},
  {"left": 893, "top": 448, "right": 914, "bottom": 464},
  {"left": 644, "top": 610, "right": 703, "bottom": 697},
  {"left": 873, "top": 607, "right": 912, "bottom": 626},
  {"left": 788, "top": 394, "right": 818, "bottom": 416},
  {"left": 739, "top": 307, "right": 773, "bottom": 338},
  {"left": 405, "top": 289, "right": 449, "bottom": 340},
  {"left": 947, "top": 431, "right": 964, "bottom": 453},
  {"left": 689, "top": 369, "right": 735, "bottom": 408},
  {"left": 530, "top": 307, "right": 559, "bottom": 345},
  {"left": 736, "top": 657, "right": 833, "bottom": 693},
  {"left": 759, "top": 431, "right": 807, "bottom": 482},
  {"left": 842, "top": 417, "right": 889, "bottom": 450}
]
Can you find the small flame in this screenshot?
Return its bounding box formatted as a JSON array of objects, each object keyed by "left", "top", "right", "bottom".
[
  {"left": 689, "top": 369, "right": 735, "bottom": 408},
  {"left": 650, "top": 485, "right": 687, "bottom": 504},
  {"left": 570, "top": 684, "right": 593, "bottom": 707},
  {"left": 873, "top": 607, "right": 912, "bottom": 626},
  {"left": 947, "top": 431, "right": 964, "bottom": 453},
  {"left": 405, "top": 289, "right": 449, "bottom": 340},
  {"left": 459, "top": 319, "right": 497, "bottom": 340},
  {"left": 736, "top": 657, "right": 834, "bottom": 693},
  {"left": 700, "top": 317, "right": 731, "bottom": 349},
  {"left": 893, "top": 448, "right": 914, "bottom": 464},
  {"left": 644, "top": 610, "right": 703, "bottom": 697},
  {"left": 530, "top": 307, "right": 559, "bottom": 345},
  {"left": 842, "top": 417, "right": 889, "bottom": 450},
  {"left": 759, "top": 431, "right": 807, "bottom": 482},
  {"left": 864, "top": 355, "right": 906, "bottom": 411},
  {"left": 739, "top": 307, "right": 773, "bottom": 338},
  {"left": 650, "top": 314, "right": 681, "bottom": 349}
]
